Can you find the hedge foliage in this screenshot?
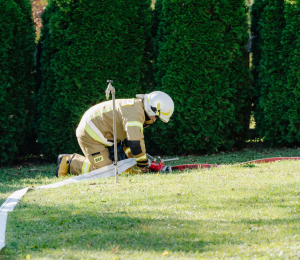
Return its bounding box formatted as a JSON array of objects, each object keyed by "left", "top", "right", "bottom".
[
  {"left": 0, "top": 0, "right": 35, "bottom": 164},
  {"left": 37, "top": 0, "right": 152, "bottom": 157},
  {"left": 251, "top": 0, "right": 266, "bottom": 115},
  {"left": 282, "top": 1, "right": 300, "bottom": 143},
  {"left": 253, "top": 0, "right": 300, "bottom": 145},
  {"left": 151, "top": 0, "right": 163, "bottom": 85},
  {"left": 145, "top": 0, "right": 252, "bottom": 155}
]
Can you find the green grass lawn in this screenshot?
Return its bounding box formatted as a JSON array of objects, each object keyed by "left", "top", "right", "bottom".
[{"left": 1, "top": 146, "right": 300, "bottom": 259}]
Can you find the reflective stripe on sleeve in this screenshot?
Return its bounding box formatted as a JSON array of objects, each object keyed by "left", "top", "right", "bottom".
[
  {"left": 135, "top": 154, "right": 147, "bottom": 161},
  {"left": 125, "top": 121, "right": 143, "bottom": 134},
  {"left": 82, "top": 159, "right": 91, "bottom": 174},
  {"left": 84, "top": 120, "right": 113, "bottom": 146},
  {"left": 124, "top": 147, "right": 131, "bottom": 157},
  {"left": 89, "top": 108, "right": 113, "bottom": 120}
]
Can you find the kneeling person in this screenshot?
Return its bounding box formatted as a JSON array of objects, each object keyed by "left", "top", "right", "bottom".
[{"left": 56, "top": 91, "right": 174, "bottom": 177}]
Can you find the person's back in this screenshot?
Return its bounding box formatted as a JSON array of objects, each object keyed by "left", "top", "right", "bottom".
[{"left": 76, "top": 98, "right": 145, "bottom": 146}]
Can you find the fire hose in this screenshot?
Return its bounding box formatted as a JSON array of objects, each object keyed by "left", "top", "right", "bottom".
[{"left": 147, "top": 154, "right": 300, "bottom": 172}]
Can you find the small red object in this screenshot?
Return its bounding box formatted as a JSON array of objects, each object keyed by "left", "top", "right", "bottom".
[{"left": 149, "top": 161, "right": 165, "bottom": 172}]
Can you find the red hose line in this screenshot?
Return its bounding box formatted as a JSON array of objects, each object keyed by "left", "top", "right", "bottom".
[
  {"left": 171, "top": 164, "right": 219, "bottom": 170},
  {"left": 239, "top": 157, "right": 300, "bottom": 164},
  {"left": 171, "top": 157, "right": 300, "bottom": 171}
]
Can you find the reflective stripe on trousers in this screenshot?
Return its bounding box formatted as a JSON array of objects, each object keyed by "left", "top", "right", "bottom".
[{"left": 82, "top": 159, "right": 91, "bottom": 174}]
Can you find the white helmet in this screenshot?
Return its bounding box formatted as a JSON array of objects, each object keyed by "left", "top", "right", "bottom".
[{"left": 141, "top": 91, "right": 174, "bottom": 123}]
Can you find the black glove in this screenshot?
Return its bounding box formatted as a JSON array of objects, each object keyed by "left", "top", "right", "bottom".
[{"left": 108, "top": 142, "right": 128, "bottom": 162}]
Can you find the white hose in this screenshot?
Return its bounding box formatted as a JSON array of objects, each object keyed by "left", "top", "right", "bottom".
[{"left": 0, "top": 158, "right": 136, "bottom": 251}]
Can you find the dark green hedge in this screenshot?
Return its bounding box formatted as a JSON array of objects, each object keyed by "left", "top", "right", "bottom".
[
  {"left": 146, "top": 0, "right": 252, "bottom": 155},
  {"left": 282, "top": 2, "right": 300, "bottom": 143},
  {"left": 252, "top": 0, "right": 300, "bottom": 145},
  {"left": 151, "top": 0, "right": 162, "bottom": 88},
  {"left": 37, "top": 0, "right": 152, "bottom": 157},
  {"left": 0, "top": 0, "right": 35, "bottom": 164},
  {"left": 251, "top": 0, "right": 266, "bottom": 134}
]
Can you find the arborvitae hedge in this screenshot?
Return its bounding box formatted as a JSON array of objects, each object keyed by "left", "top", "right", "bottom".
[
  {"left": 282, "top": 1, "right": 300, "bottom": 143},
  {"left": 37, "top": 0, "right": 152, "bottom": 157},
  {"left": 253, "top": 0, "right": 286, "bottom": 143},
  {"left": 151, "top": 0, "right": 163, "bottom": 86},
  {"left": 251, "top": 0, "right": 266, "bottom": 134},
  {"left": 146, "top": 0, "right": 252, "bottom": 155},
  {"left": 37, "top": 1, "right": 61, "bottom": 157},
  {"left": 0, "top": 0, "right": 35, "bottom": 164},
  {"left": 252, "top": 0, "right": 300, "bottom": 145}
]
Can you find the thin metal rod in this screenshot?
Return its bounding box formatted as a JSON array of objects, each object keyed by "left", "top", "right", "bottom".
[
  {"left": 146, "top": 153, "right": 155, "bottom": 162},
  {"left": 112, "top": 91, "right": 118, "bottom": 184},
  {"left": 163, "top": 158, "right": 179, "bottom": 162},
  {"left": 106, "top": 80, "right": 118, "bottom": 184}
]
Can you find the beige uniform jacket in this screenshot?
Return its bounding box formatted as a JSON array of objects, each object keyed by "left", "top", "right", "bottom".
[{"left": 76, "top": 98, "right": 149, "bottom": 167}]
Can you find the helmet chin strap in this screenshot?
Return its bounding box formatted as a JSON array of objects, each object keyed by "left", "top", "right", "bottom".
[
  {"left": 142, "top": 99, "right": 154, "bottom": 124},
  {"left": 144, "top": 110, "right": 154, "bottom": 125},
  {"left": 155, "top": 103, "right": 161, "bottom": 117}
]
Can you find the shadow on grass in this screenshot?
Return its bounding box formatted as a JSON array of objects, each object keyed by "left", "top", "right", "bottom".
[
  {"left": 2, "top": 190, "right": 300, "bottom": 258},
  {"left": 0, "top": 165, "right": 57, "bottom": 199},
  {"left": 3, "top": 204, "right": 212, "bottom": 257}
]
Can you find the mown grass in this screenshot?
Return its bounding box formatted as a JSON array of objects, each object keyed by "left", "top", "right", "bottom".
[{"left": 1, "top": 147, "right": 300, "bottom": 259}]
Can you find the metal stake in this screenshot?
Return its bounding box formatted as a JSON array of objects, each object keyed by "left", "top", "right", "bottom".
[{"left": 105, "top": 80, "right": 118, "bottom": 184}]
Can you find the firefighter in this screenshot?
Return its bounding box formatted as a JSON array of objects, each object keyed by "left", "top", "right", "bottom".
[{"left": 56, "top": 91, "right": 174, "bottom": 177}]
